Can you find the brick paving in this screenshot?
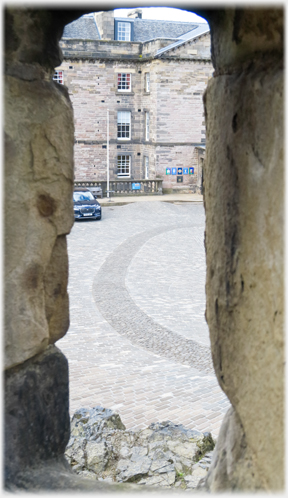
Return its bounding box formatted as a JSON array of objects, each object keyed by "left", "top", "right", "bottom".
[{"left": 58, "top": 198, "right": 230, "bottom": 438}]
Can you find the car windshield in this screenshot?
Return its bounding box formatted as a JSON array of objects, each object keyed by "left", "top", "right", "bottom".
[{"left": 73, "top": 191, "right": 94, "bottom": 202}]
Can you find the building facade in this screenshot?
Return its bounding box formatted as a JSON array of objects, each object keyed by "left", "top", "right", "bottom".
[{"left": 55, "top": 10, "right": 212, "bottom": 192}]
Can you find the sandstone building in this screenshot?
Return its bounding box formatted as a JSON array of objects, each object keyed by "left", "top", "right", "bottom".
[{"left": 55, "top": 10, "right": 212, "bottom": 193}]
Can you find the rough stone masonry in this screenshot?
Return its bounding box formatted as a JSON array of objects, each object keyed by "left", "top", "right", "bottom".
[{"left": 4, "top": 6, "right": 284, "bottom": 493}]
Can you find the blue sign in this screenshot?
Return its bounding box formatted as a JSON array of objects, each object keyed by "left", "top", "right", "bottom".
[
  {"left": 132, "top": 183, "right": 141, "bottom": 190},
  {"left": 189, "top": 167, "right": 194, "bottom": 175},
  {"left": 178, "top": 168, "right": 183, "bottom": 175},
  {"left": 183, "top": 168, "right": 188, "bottom": 175},
  {"left": 166, "top": 168, "right": 171, "bottom": 175},
  {"left": 172, "top": 168, "right": 177, "bottom": 175}
]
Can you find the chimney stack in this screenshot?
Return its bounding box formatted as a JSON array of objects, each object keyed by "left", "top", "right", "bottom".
[{"left": 127, "top": 9, "right": 142, "bottom": 19}]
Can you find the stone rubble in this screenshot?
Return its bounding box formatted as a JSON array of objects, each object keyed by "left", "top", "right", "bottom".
[{"left": 65, "top": 406, "right": 215, "bottom": 490}]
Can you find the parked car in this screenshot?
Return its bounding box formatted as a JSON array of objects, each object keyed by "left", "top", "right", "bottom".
[{"left": 73, "top": 187, "right": 102, "bottom": 220}]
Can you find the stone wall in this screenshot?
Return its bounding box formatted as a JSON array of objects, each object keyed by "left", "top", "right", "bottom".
[
  {"left": 60, "top": 38, "right": 142, "bottom": 59},
  {"left": 202, "top": 7, "right": 284, "bottom": 491},
  {"left": 4, "top": 5, "right": 284, "bottom": 493},
  {"left": 4, "top": 7, "right": 83, "bottom": 486},
  {"left": 161, "top": 32, "right": 211, "bottom": 60}
]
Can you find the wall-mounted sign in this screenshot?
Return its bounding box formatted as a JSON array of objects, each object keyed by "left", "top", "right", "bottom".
[
  {"left": 132, "top": 183, "right": 141, "bottom": 190},
  {"left": 177, "top": 167, "right": 183, "bottom": 175},
  {"left": 172, "top": 168, "right": 177, "bottom": 175},
  {"left": 177, "top": 176, "right": 183, "bottom": 183},
  {"left": 189, "top": 167, "right": 195, "bottom": 175},
  {"left": 183, "top": 168, "right": 188, "bottom": 175},
  {"left": 166, "top": 168, "right": 171, "bottom": 175}
]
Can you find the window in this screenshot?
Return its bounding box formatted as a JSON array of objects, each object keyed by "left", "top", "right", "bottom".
[
  {"left": 117, "top": 73, "right": 131, "bottom": 92},
  {"left": 53, "top": 70, "right": 64, "bottom": 84},
  {"left": 117, "top": 155, "right": 131, "bottom": 177},
  {"left": 117, "top": 22, "right": 131, "bottom": 41},
  {"left": 145, "top": 73, "right": 150, "bottom": 92},
  {"left": 145, "top": 112, "right": 150, "bottom": 141},
  {"left": 117, "top": 111, "right": 131, "bottom": 140},
  {"left": 144, "top": 156, "right": 149, "bottom": 179}
]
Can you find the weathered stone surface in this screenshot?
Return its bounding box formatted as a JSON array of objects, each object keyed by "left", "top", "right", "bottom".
[
  {"left": 4, "top": 345, "right": 70, "bottom": 484},
  {"left": 5, "top": 456, "right": 150, "bottom": 493},
  {"left": 205, "top": 8, "right": 283, "bottom": 74},
  {"left": 4, "top": 72, "right": 75, "bottom": 369},
  {"left": 65, "top": 407, "right": 215, "bottom": 489},
  {"left": 203, "top": 8, "right": 284, "bottom": 492},
  {"left": 197, "top": 406, "right": 261, "bottom": 491}
]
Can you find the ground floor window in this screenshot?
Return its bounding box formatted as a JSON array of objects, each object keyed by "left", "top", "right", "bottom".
[
  {"left": 53, "top": 70, "right": 64, "bottom": 84},
  {"left": 144, "top": 156, "right": 149, "bottom": 179},
  {"left": 117, "top": 155, "right": 131, "bottom": 177}
]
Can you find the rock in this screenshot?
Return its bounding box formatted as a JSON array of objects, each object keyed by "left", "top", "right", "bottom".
[
  {"left": 70, "top": 406, "right": 126, "bottom": 440},
  {"left": 65, "top": 406, "right": 216, "bottom": 489},
  {"left": 117, "top": 456, "right": 151, "bottom": 482},
  {"left": 65, "top": 438, "right": 86, "bottom": 468},
  {"left": 169, "top": 441, "right": 198, "bottom": 460},
  {"left": 86, "top": 441, "right": 109, "bottom": 473},
  {"left": 192, "top": 466, "right": 208, "bottom": 477}
]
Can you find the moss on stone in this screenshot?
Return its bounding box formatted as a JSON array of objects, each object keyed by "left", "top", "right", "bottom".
[{"left": 194, "top": 433, "right": 215, "bottom": 462}]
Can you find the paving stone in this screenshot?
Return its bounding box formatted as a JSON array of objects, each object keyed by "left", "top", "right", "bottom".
[{"left": 58, "top": 201, "right": 230, "bottom": 437}]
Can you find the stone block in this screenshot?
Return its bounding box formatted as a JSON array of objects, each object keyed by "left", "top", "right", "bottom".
[{"left": 4, "top": 345, "right": 70, "bottom": 485}]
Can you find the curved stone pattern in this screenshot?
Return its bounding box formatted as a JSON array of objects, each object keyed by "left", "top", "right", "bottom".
[
  {"left": 93, "top": 225, "right": 214, "bottom": 375},
  {"left": 126, "top": 227, "right": 210, "bottom": 346}
]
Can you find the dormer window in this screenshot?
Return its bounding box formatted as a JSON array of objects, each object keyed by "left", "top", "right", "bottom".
[
  {"left": 114, "top": 20, "right": 134, "bottom": 41},
  {"left": 118, "top": 22, "right": 131, "bottom": 40},
  {"left": 117, "top": 73, "right": 131, "bottom": 92}
]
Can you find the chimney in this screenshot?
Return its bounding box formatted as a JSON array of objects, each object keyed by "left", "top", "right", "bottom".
[
  {"left": 94, "top": 11, "right": 114, "bottom": 40},
  {"left": 127, "top": 9, "right": 142, "bottom": 19}
]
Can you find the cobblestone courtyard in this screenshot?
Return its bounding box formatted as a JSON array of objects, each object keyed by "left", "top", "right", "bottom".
[{"left": 58, "top": 199, "right": 230, "bottom": 437}]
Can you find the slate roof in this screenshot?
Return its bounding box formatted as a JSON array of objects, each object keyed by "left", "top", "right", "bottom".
[
  {"left": 61, "top": 13, "right": 209, "bottom": 46},
  {"left": 155, "top": 24, "right": 210, "bottom": 57},
  {"left": 129, "top": 18, "right": 200, "bottom": 43},
  {"left": 62, "top": 14, "right": 100, "bottom": 40}
]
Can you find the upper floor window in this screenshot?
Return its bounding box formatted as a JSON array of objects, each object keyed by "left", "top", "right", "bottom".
[
  {"left": 145, "top": 112, "right": 150, "bottom": 141},
  {"left": 117, "top": 111, "right": 131, "bottom": 140},
  {"left": 117, "top": 22, "right": 131, "bottom": 41},
  {"left": 117, "top": 155, "right": 131, "bottom": 177},
  {"left": 145, "top": 73, "right": 150, "bottom": 92},
  {"left": 144, "top": 156, "right": 149, "bottom": 179},
  {"left": 118, "top": 73, "right": 131, "bottom": 92},
  {"left": 53, "top": 70, "right": 64, "bottom": 84}
]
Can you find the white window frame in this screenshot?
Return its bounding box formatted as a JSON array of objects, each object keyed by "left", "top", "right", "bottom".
[
  {"left": 144, "top": 156, "right": 149, "bottom": 179},
  {"left": 145, "top": 112, "right": 150, "bottom": 141},
  {"left": 53, "top": 70, "right": 64, "bottom": 84},
  {"left": 117, "top": 22, "right": 131, "bottom": 41},
  {"left": 117, "top": 111, "right": 131, "bottom": 140},
  {"left": 145, "top": 73, "right": 150, "bottom": 92},
  {"left": 117, "top": 73, "right": 131, "bottom": 92},
  {"left": 117, "top": 155, "right": 131, "bottom": 177}
]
